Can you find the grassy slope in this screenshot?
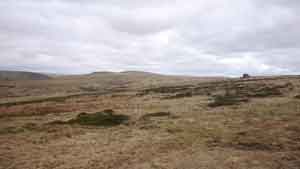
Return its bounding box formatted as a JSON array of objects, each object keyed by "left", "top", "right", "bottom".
[{"left": 0, "top": 74, "right": 299, "bottom": 169}]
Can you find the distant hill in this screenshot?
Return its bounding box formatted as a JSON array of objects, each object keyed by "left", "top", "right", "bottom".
[
  {"left": 119, "top": 71, "right": 160, "bottom": 76},
  {"left": 85, "top": 70, "right": 225, "bottom": 90},
  {"left": 0, "top": 70, "right": 225, "bottom": 99},
  {"left": 89, "top": 71, "right": 157, "bottom": 76},
  {"left": 0, "top": 71, "right": 51, "bottom": 81}
]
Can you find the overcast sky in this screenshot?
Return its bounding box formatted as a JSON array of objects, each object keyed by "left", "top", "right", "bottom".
[{"left": 0, "top": 0, "right": 300, "bottom": 76}]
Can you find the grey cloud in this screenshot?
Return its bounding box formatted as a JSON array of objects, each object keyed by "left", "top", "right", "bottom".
[{"left": 0, "top": 0, "right": 300, "bottom": 76}]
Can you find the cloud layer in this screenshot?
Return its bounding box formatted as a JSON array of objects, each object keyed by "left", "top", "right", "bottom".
[{"left": 1, "top": 0, "right": 300, "bottom": 76}]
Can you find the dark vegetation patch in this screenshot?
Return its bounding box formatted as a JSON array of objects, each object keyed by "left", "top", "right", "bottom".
[
  {"left": 0, "top": 91, "right": 113, "bottom": 108},
  {"left": 208, "top": 94, "right": 249, "bottom": 107},
  {"left": 0, "top": 84, "right": 15, "bottom": 88},
  {"left": 0, "top": 126, "right": 26, "bottom": 135},
  {"left": 207, "top": 83, "right": 289, "bottom": 107},
  {"left": 244, "top": 85, "right": 283, "bottom": 97},
  {"left": 0, "top": 95, "right": 74, "bottom": 107},
  {"left": 51, "top": 110, "right": 130, "bottom": 127},
  {"left": 137, "top": 80, "right": 291, "bottom": 102},
  {"left": 140, "top": 112, "right": 172, "bottom": 120},
  {"left": 137, "top": 85, "right": 195, "bottom": 96},
  {"left": 209, "top": 82, "right": 285, "bottom": 98},
  {"left": 294, "top": 95, "right": 300, "bottom": 99},
  {"left": 163, "top": 92, "right": 193, "bottom": 99},
  {"left": 209, "top": 83, "right": 292, "bottom": 107},
  {"left": 0, "top": 123, "right": 41, "bottom": 135},
  {"left": 229, "top": 141, "right": 276, "bottom": 151},
  {"left": 23, "top": 122, "right": 39, "bottom": 130}
]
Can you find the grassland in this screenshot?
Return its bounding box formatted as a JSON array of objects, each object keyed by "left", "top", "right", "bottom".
[{"left": 0, "top": 72, "right": 299, "bottom": 169}]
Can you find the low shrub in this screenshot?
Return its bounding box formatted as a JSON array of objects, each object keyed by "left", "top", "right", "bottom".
[
  {"left": 51, "top": 109, "right": 130, "bottom": 127},
  {"left": 208, "top": 94, "right": 249, "bottom": 107},
  {"left": 69, "top": 110, "right": 129, "bottom": 126}
]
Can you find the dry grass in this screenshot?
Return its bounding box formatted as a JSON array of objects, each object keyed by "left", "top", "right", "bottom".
[{"left": 0, "top": 75, "right": 300, "bottom": 169}]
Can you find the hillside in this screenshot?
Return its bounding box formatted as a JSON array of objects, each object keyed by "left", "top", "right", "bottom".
[
  {"left": 0, "top": 71, "right": 50, "bottom": 81},
  {"left": 0, "top": 72, "right": 299, "bottom": 169},
  {"left": 0, "top": 71, "right": 224, "bottom": 100}
]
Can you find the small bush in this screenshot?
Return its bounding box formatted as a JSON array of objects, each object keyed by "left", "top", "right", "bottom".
[
  {"left": 51, "top": 110, "right": 130, "bottom": 127},
  {"left": 68, "top": 110, "right": 130, "bottom": 126}
]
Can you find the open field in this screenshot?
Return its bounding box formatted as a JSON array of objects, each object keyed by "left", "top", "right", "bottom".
[{"left": 0, "top": 72, "right": 300, "bottom": 169}]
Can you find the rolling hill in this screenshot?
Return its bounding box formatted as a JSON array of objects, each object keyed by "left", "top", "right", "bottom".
[{"left": 0, "top": 70, "right": 50, "bottom": 81}]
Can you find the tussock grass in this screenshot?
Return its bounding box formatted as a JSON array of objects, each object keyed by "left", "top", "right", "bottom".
[
  {"left": 208, "top": 94, "right": 249, "bottom": 107},
  {"left": 51, "top": 110, "right": 130, "bottom": 127}
]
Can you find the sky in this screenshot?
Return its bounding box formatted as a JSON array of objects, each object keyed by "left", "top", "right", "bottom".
[{"left": 0, "top": 0, "right": 300, "bottom": 76}]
